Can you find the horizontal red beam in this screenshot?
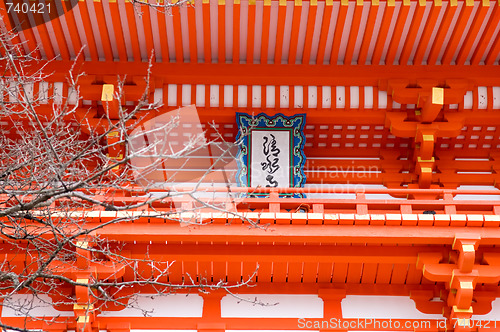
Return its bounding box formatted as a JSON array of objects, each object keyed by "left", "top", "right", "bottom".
[
  {"left": 16, "top": 62, "right": 500, "bottom": 87},
  {"left": 122, "top": 243, "right": 447, "bottom": 264},
  {"left": 90, "top": 223, "right": 500, "bottom": 245}
]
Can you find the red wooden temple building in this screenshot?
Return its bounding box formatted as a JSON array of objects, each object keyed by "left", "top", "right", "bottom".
[{"left": 1, "top": 0, "right": 500, "bottom": 331}]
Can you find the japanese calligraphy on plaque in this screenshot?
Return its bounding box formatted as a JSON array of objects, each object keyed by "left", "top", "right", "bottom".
[{"left": 235, "top": 113, "right": 306, "bottom": 196}]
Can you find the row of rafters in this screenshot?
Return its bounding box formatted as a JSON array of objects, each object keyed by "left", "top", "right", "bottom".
[{"left": 1, "top": 0, "right": 499, "bottom": 65}]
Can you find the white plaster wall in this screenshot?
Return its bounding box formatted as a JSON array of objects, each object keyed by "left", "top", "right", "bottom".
[{"left": 221, "top": 294, "right": 323, "bottom": 318}]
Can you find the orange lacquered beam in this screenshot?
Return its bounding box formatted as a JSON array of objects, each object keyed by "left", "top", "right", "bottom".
[
  {"left": 91, "top": 223, "right": 500, "bottom": 245},
  {"left": 19, "top": 62, "right": 500, "bottom": 86}
]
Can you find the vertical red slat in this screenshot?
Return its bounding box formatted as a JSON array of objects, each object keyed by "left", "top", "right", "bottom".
[
  {"left": 287, "top": 262, "right": 303, "bottom": 283},
  {"left": 125, "top": 2, "right": 143, "bottom": 61},
  {"left": 413, "top": 0, "right": 442, "bottom": 65},
  {"left": 247, "top": 0, "right": 256, "bottom": 64},
  {"left": 456, "top": 0, "right": 490, "bottom": 65},
  {"left": 257, "top": 261, "right": 272, "bottom": 282},
  {"left": 344, "top": 0, "right": 364, "bottom": 65},
  {"left": 405, "top": 264, "right": 423, "bottom": 284},
  {"left": 191, "top": 84, "right": 196, "bottom": 104},
  {"left": 302, "top": 0, "right": 318, "bottom": 64},
  {"left": 198, "top": 261, "right": 212, "bottom": 280},
  {"left": 227, "top": 262, "right": 241, "bottom": 283},
  {"left": 346, "top": 263, "right": 363, "bottom": 283},
  {"left": 441, "top": 0, "right": 475, "bottom": 64},
  {"left": 187, "top": 3, "right": 197, "bottom": 63},
  {"left": 93, "top": 1, "right": 114, "bottom": 61},
  {"left": 49, "top": 12, "right": 71, "bottom": 61},
  {"left": 332, "top": 263, "right": 348, "bottom": 283},
  {"left": 275, "top": 85, "right": 281, "bottom": 109},
  {"left": 261, "top": 0, "right": 272, "bottom": 64},
  {"left": 361, "top": 263, "right": 378, "bottom": 283},
  {"left": 157, "top": 5, "right": 170, "bottom": 63},
  {"left": 219, "top": 83, "right": 224, "bottom": 108},
  {"left": 144, "top": 2, "right": 158, "bottom": 61},
  {"left": 471, "top": 0, "right": 499, "bottom": 65},
  {"left": 331, "top": 85, "right": 336, "bottom": 110},
  {"left": 427, "top": 0, "right": 458, "bottom": 65},
  {"left": 172, "top": 5, "right": 184, "bottom": 62},
  {"left": 345, "top": 86, "right": 351, "bottom": 111},
  {"left": 0, "top": 1, "right": 23, "bottom": 46},
  {"left": 274, "top": 0, "right": 287, "bottom": 64},
  {"left": 330, "top": 0, "right": 349, "bottom": 64},
  {"left": 218, "top": 0, "right": 226, "bottom": 63},
  {"left": 212, "top": 261, "right": 226, "bottom": 283},
  {"left": 357, "top": 0, "right": 380, "bottom": 64},
  {"left": 247, "top": 85, "right": 253, "bottom": 109},
  {"left": 485, "top": 35, "right": 500, "bottom": 65},
  {"left": 177, "top": 84, "right": 182, "bottom": 108},
  {"left": 302, "top": 262, "right": 318, "bottom": 283},
  {"left": 233, "top": 0, "right": 241, "bottom": 63},
  {"left": 303, "top": 86, "right": 308, "bottom": 110},
  {"left": 262, "top": 85, "right": 267, "bottom": 109},
  {"left": 390, "top": 264, "right": 409, "bottom": 284},
  {"left": 359, "top": 86, "right": 365, "bottom": 110},
  {"left": 108, "top": 0, "right": 128, "bottom": 61},
  {"left": 32, "top": 6, "right": 55, "bottom": 59},
  {"left": 203, "top": 0, "right": 212, "bottom": 63},
  {"left": 385, "top": 0, "right": 411, "bottom": 65},
  {"left": 375, "top": 263, "right": 393, "bottom": 283},
  {"left": 316, "top": 0, "right": 333, "bottom": 64},
  {"left": 233, "top": 83, "right": 239, "bottom": 108},
  {"left": 318, "top": 85, "right": 323, "bottom": 109},
  {"left": 205, "top": 85, "right": 210, "bottom": 109},
  {"left": 288, "top": 0, "right": 303, "bottom": 64},
  {"left": 371, "top": 0, "right": 395, "bottom": 65},
  {"left": 317, "top": 262, "right": 332, "bottom": 283},
  {"left": 10, "top": 6, "right": 42, "bottom": 58},
  {"left": 399, "top": 0, "right": 426, "bottom": 65},
  {"left": 272, "top": 262, "right": 287, "bottom": 282},
  {"left": 167, "top": 259, "right": 183, "bottom": 283}
]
